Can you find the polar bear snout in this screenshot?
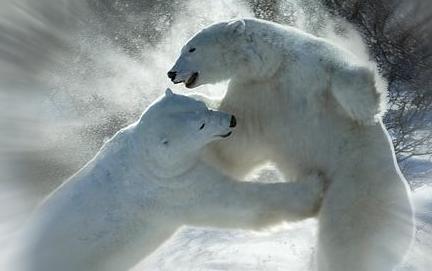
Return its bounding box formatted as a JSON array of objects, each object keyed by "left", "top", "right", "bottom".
[
  {"left": 167, "top": 71, "right": 177, "bottom": 80},
  {"left": 167, "top": 68, "right": 199, "bottom": 88},
  {"left": 230, "top": 115, "right": 237, "bottom": 128},
  {"left": 219, "top": 115, "right": 236, "bottom": 138},
  {"left": 209, "top": 111, "right": 237, "bottom": 139}
]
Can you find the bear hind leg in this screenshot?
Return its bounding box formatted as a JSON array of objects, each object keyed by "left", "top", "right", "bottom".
[{"left": 316, "top": 190, "right": 414, "bottom": 271}]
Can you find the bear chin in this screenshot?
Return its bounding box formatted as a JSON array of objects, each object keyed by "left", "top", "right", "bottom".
[{"left": 185, "top": 72, "right": 199, "bottom": 88}]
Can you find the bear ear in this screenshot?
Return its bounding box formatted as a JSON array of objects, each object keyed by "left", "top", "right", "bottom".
[
  {"left": 165, "top": 88, "right": 175, "bottom": 97},
  {"left": 226, "top": 19, "right": 246, "bottom": 35}
]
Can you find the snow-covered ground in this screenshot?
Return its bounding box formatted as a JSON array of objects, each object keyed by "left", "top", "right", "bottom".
[
  {"left": 137, "top": 220, "right": 317, "bottom": 271},
  {"left": 132, "top": 162, "right": 432, "bottom": 271}
]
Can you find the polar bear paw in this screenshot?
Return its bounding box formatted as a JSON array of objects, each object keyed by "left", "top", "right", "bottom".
[{"left": 331, "top": 66, "right": 385, "bottom": 125}]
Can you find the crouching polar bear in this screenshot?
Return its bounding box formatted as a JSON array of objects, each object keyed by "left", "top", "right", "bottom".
[
  {"left": 19, "top": 89, "right": 325, "bottom": 271},
  {"left": 168, "top": 18, "right": 415, "bottom": 271}
]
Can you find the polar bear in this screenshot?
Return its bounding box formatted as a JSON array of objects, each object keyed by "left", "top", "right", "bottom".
[
  {"left": 168, "top": 18, "right": 415, "bottom": 271},
  {"left": 19, "top": 89, "right": 325, "bottom": 271}
]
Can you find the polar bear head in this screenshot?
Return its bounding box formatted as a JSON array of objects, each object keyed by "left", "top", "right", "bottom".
[
  {"left": 168, "top": 19, "right": 276, "bottom": 88},
  {"left": 140, "top": 89, "right": 236, "bottom": 178}
]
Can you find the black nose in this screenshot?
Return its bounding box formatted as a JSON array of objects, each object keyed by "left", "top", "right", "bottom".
[
  {"left": 230, "top": 115, "right": 237, "bottom": 128},
  {"left": 167, "top": 71, "right": 177, "bottom": 80}
]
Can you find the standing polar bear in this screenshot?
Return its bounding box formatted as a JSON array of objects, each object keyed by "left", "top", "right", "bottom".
[
  {"left": 169, "top": 18, "right": 415, "bottom": 271},
  {"left": 20, "top": 90, "right": 325, "bottom": 271}
]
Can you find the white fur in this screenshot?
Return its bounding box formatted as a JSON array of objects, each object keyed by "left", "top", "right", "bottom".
[
  {"left": 19, "top": 90, "right": 325, "bottom": 271},
  {"left": 170, "top": 18, "right": 415, "bottom": 271}
]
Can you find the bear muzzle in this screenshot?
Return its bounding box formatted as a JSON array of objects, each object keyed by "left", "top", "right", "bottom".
[
  {"left": 230, "top": 115, "right": 237, "bottom": 128},
  {"left": 167, "top": 69, "right": 199, "bottom": 88}
]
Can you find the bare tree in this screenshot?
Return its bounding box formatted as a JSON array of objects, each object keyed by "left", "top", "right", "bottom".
[{"left": 321, "top": 0, "right": 432, "bottom": 161}]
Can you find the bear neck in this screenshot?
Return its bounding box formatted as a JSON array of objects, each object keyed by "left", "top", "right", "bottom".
[
  {"left": 137, "top": 145, "right": 203, "bottom": 188},
  {"left": 142, "top": 157, "right": 209, "bottom": 189},
  {"left": 147, "top": 153, "right": 200, "bottom": 180},
  {"left": 92, "top": 124, "right": 145, "bottom": 179},
  {"left": 233, "top": 19, "right": 300, "bottom": 82},
  {"left": 155, "top": 159, "right": 224, "bottom": 187}
]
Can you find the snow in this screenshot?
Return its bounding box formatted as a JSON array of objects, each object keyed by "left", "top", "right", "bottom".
[
  {"left": 134, "top": 161, "right": 432, "bottom": 271},
  {"left": 134, "top": 188, "right": 432, "bottom": 271},
  {"left": 134, "top": 160, "right": 432, "bottom": 271},
  {"left": 136, "top": 221, "right": 317, "bottom": 271},
  {"left": 0, "top": 0, "right": 430, "bottom": 270}
]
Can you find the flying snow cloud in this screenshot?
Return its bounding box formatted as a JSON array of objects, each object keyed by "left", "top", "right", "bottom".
[{"left": 0, "top": 0, "right": 430, "bottom": 270}]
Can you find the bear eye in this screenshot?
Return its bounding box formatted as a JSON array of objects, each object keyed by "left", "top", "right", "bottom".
[
  {"left": 199, "top": 123, "right": 205, "bottom": 130},
  {"left": 189, "top": 47, "right": 196, "bottom": 53},
  {"left": 161, "top": 139, "right": 169, "bottom": 145}
]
